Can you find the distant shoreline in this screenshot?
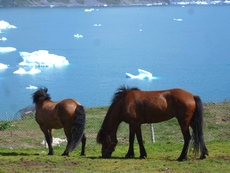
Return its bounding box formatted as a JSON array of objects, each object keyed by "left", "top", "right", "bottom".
[{"left": 0, "top": 0, "right": 230, "bottom": 8}]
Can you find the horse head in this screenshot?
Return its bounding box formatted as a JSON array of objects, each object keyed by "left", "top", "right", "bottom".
[
  {"left": 32, "top": 87, "right": 51, "bottom": 104},
  {"left": 97, "top": 128, "right": 117, "bottom": 158}
]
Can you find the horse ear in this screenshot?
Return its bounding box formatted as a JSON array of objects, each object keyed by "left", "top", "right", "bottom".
[{"left": 43, "top": 87, "right": 48, "bottom": 93}]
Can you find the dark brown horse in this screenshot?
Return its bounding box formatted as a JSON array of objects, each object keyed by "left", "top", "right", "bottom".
[
  {"left": 32, "top": 87, "right": 86, "bottom": 156},
  {"left": 97, "top": 86, "right": 208, "bottom": 161}
]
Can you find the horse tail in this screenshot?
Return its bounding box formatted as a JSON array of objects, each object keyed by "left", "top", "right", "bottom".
[
  {"left": 66, "top": 105, "right": 86, "bottom": 153},
  {"left": 192, "top": 96, "right": 208, "bottom": 159}
]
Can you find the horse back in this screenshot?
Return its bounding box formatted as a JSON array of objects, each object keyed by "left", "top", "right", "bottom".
[
  {"left": 123, "top": 88, "right": 196, "bottom": 123},
  {"left": 58, "top": 99, "right": 79, "bottom": 114}
]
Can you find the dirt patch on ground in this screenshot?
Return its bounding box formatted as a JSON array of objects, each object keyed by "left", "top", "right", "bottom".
[{"left": 0, "top": 159, "right": 80, "bottom": 173}]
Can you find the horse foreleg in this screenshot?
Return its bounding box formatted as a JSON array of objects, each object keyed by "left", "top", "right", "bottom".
[
  {"left": 177, "top": 128, "right": 191, "bottom": 161},
  {"left": 135, "top": 125, "right": 147, "bottom": 159},
  {"left": 48, "top": 129, "right": 54, "bottom": 145},
  {"left": 80, "top": 133, "right": 86, "bottom": 156},
  {"left": 40, "top": 126, "right": 54, "bottom": 155},
  {"left": 125, "top": 124, "right": 135, "bottom": 158}
]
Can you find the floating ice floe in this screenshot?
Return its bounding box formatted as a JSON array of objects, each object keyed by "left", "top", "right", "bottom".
[
  {"left": 41, "top": 137, "right": 67, "bottom": 148},
  {"left": 126, "top": 69, "right": 158, "bottom": 80},
  {"left": 177, "top": 2, "right": 189, "bottom": 5},
  {"left": 224, "top": 0, "right": 230, "bottom": 4},
  {"left": 74, "top": 34, "right": 83, "bottom": 38},
  {"left": 0, "top": 37, "right": 7, "bottom": 41},
  {"left": 18, "top": 50, "right": 69, "bottom": 67},
  {"left": 26, "top": 85, "right": 38, "bottom": 90},
  {"left": 173, "top": 18, "right": 183, "bottom": 22},
  {"left": 0, "top": 47, "right": 16, "bottom": 53},
  {"left": 84, "top": 8, "right": 94, "bottom": 12},
  {"left": 0, "top": 63, "right": 8, "bottom": 69},
  {"left": 13, "top": 67, "right": 27, "bottom": 74},
  {"left": 93, "top": 24, "right": 102, "bottom": 27},
  {"left": 13, "top": 66, "right": 41, "bottom": 74},
  {"left": 0, "top": 20, "right": 17, "bottom": 30},
  {"left": 28, "top": 66, "right": 41, "bottom": 74}
]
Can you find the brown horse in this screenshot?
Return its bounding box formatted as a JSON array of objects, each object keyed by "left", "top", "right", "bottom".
[
  {"left": 32, "top": 87, "right": 86, "bottom": 156},
  {"left": 97, "top": 86, "right": 208, "bottom": 161}
]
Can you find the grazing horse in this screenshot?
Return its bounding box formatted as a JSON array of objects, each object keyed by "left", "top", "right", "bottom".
[
  {"left": 32, "top": 87, "right": 86, "bottom": 156},
  {"left": 97, "top": 86, "right": 208, "bottom": 161}
]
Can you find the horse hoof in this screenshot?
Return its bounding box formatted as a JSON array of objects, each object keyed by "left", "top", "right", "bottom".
[
  {"left": 62, "top": 153, "right": 69, "bottom": 156},
  {"left": 140, "top": 155, "right": 147, "bottom": 159},
  {"left": 177, "top": 157, "right": 187, "bottom": 162},
  {"left": 199, "top": 155, "right": 206, "bottom": 160},
  {"left": 125, "top": 154, "right": 134, "bottom": 158}
]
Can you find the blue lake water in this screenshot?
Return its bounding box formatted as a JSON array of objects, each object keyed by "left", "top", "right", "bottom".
[{"left": 0, "top": 5, "right": 230, "bottom": 119}]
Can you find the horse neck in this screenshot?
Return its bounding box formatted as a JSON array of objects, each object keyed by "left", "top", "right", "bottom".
[
  {"left": 35, "top": 99, "right": 53, "bottom": 111},
  {"left": 104, "top": 108, "right": 122, "bottom": 141}
]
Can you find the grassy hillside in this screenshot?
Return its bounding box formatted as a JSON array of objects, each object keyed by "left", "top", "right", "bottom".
[{"left": 0, "top": 102, "right": 229, "bottom": 172}]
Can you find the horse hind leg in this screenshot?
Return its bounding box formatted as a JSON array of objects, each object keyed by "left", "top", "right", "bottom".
[
  {"left": 199, "top": 145, "right": 209, "bottom": 159},
  {"left": 177, "top": 131, "right": 191, "bottom": 161},
  {"left": 62, "top": 140, "right": 71, "bottom": 156},
  {"left": 135, "top": 125, "right": 147, "bottom": 159},
  {"left": 80, "top": 133, "right": 86, "bottom": 156},
  {"left": 177, "top": 123, "right": 191, "bottom": 161},
  {"left": 190, "top": 124, "right": 209, "bottom": 160},
  {"left": 62, "top": 133, "right": 86, "bottom": 156},
  {"left": 62, "top": 127, "right": 72, "bottom": 156}
]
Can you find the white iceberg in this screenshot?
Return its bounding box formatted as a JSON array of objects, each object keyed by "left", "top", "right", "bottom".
[
  {"left": 0, "top": 63, "right": 8, "bottom": 69},
  {"left": 18, "top": 50, "right": 69, "bottom": 67},
  {"left": 0, "top": 47, "right": 16, "bottom": 53},
  {"left": 13, "top": 66, "right": 41, "bottom": 75},
  {"left": 28, "top": 66, "right": 41, "bottom": 74},
  {"left": 173, "top": 18, "right": 183, "bottom": 22},
  {"left": 93, "top": 24, "right": 102, "bottom": 27},
  {"left": 126, "top": 69, "right": 158, "bottom": 80},
  {"left": 224, "top": 0, "right": 230, "bottom": 4},
  {"left": 0, "top": 20, "right": 17, "bottom": 30},
  {"left": 26, "top": 85, "right": 38, "bottom": 90},
  {"left": 74, "top": 34, "right": 83, "bottom": 38},
  {"left": 13, "top": 67, "right": 27, "bottom": 74},
  {"left": 84, "top": 8, "right": 94, "bottom": 12},
  {"left": 0, "top": 37, "right": 7, "bottom": 41},
  {"left": 177, "top": 2, "right": 189, "bottom": 5}
]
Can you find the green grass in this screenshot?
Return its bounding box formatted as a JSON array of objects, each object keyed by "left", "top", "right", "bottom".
[
  {"left": 0, "top": 102, "right": 229, "bottom": 172},
  {"left": 0, "top": 142, "right": 229, "bottom": 173}
]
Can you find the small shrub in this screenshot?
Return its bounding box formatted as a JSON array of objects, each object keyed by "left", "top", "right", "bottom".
[{"left": 0, "top": 121, "right": 10, "bottom": 131}]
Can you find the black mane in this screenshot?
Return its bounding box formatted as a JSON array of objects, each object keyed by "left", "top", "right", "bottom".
[
  {"left": 32, "top": 87, "right": 51, "bottom": 104},
  {"left": 111, "top": 85, "right": 139, "bottom": 104},
  {"left": 107, "top": 85, "right": 139, "bottom": 129},
  {"left": 96, "top": 85, "right": 139, "bottom": 144}
]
